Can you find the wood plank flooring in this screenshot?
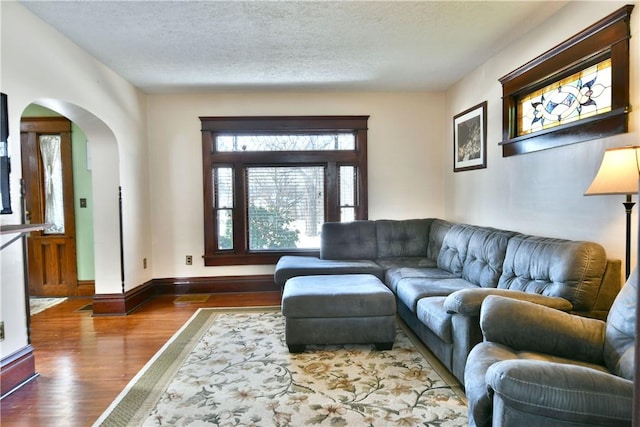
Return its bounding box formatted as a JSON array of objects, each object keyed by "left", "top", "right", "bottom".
[{"left": 0, "top": 292, "right": 281, "bottom": 426}]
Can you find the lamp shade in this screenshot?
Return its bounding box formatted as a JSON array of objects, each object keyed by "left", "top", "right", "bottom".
[{"left": 585, "top": 146, "right": 640, "bottom": 196}]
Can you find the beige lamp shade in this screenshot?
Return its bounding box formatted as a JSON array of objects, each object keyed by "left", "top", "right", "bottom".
[{"left": 585, "top": 146, "right": 640, "bottom": 196}]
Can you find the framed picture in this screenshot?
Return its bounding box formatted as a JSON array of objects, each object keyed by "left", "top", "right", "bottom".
[{"left": 453, "top": 101, "right": 487, "bottom": 172}]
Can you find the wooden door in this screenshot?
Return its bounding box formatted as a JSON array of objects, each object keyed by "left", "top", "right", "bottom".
[{"left": 21, "top": 117, "right": 79, "bottom": 297}]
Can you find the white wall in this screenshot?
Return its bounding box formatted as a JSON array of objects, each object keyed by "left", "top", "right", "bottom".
[
  {"left": 444, "top": 1, "right": 639, "bottom": 274},
  {"left": 0, "top": 2, "right": 151, "bottom": 358},
  {"left": 147, "top": 92, "right": 444, "bottom": 278}
]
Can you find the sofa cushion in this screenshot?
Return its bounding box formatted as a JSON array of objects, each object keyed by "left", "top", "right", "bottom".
[
  {"left": 416, "top": 297, "right": 452, "bottom": 343},
  {"left": 320, "top": 221, "right": 377, "bottom": 260},
  {"left": 427, "top": 219, "right": 455, "bottom": 260},
  {"left": 604, "top": 268, "right": 637, "bottom": 380},
  {"left": 376, "top": 257, "right": 436, "bottom": 271},
  {"left": 375, "top": 219, "right": 432, "bottom": 258},
  {"left": 498, "top": 235, "right": 608, "bottom": 312},
  {"left": 274, "top": 255, "right": 383, "bottom": 287},
  {"left": 385, "top": 267, "right": 458, "bottom": 293},
  {"left": 462, "top": 227, "right": 515, "bottom": 287},
  {"left": 396, "top": 277, "right": 477, "bottom": 312},
  {"left": 437, "top": 224, "right": 475, "bottom": 274}
]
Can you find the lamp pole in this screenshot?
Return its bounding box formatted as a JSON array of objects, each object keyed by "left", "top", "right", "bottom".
[{"left": 624, "top": 194, "right": 635, "bottom": 280}]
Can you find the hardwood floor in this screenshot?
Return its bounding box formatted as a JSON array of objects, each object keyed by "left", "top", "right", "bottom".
[{"left": 0, "top": 292, "right": 281, "bottom": 427}]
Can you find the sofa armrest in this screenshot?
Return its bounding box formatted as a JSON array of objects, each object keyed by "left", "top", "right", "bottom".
[
  {"left": 480, "top": 295, "right": 606, "bottom": 364},
  {"left": 487, "top": 360, "right": 633, "bottom": 426},
  {"left": 443, "top": 288, "right": 573, "bottom": 316}
]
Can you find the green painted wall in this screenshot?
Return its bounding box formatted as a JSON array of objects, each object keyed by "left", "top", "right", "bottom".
[
  {"left": 70, "top": 123, "right": 95, "bottom": 280},
  {"left": 22, "top": 104, "right": 95, "bottom": 280}
]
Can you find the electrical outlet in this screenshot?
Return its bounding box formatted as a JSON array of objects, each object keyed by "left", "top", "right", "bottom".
[
  {"left": 0, "top": 321, "right": 4, "bottom": 341},
  {"left": 186, "top": 255, "right": 193, "bottom": 265},
  {"left": 143, "top": 258, "right": 147, "bottom": 269}
]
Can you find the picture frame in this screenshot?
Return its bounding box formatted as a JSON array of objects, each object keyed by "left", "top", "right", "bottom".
[{"left": 453, "top": 101, "right": 487, "bottom": 172}]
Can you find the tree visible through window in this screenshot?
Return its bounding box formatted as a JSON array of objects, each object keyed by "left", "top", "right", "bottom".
[{"left": 201, "top": 116, "right": 369, "bottom": 266}]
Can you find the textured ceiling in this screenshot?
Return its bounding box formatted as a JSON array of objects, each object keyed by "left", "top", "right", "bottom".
[{"left": 19, "top": 1, "right": 568, "bottom": 93}]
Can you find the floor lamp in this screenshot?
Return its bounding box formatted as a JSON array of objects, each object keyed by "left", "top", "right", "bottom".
[{"left": 584, "top": 145, "right": 640, "bottom": 280}]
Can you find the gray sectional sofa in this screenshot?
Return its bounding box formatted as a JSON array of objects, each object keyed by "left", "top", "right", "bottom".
[{"left": 274, "top": 218, "right": 622, "bottom": 384}]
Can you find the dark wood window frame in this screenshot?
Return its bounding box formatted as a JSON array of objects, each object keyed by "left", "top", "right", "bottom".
[
  {"left": 200, "top": 116, "right": 369, "bottom": 266},
  {"left": 499, "top": 5, "right": 633, "bottom": 157}
]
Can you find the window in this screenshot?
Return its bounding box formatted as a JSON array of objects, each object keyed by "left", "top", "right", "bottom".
[
  {"left": 201, "top": 116, "right": 369, "bottom": 266},
  {"left": 518, "top": 58, "right": 612, "bottom": 135},
  {"left": 499, "top": 5, "right": 633, "bottom": 157}
]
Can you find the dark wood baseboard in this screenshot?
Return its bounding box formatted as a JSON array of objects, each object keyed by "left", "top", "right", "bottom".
[
  {"left": 92, "top": 280, "right": 154, "bottom": 316},
  {"left": 77, "top": 280, "right": 95, "bottom": 296},
  {"left": 152, "top": 274, "right": 278, "bottom": 294},
  {"left": 92, "top": 274, "right": 279, "bottom": 316},
  {"left": 1, "top": 345, "right": 37, "bottom": 399}
]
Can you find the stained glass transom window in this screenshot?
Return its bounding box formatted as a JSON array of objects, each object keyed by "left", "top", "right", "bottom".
[{"left": 518, "top": 58, "right": 612, "bottom": 136}]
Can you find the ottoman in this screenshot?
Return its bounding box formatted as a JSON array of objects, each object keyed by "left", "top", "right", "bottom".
[{"left": 281, "top": 274, "right": 397, "bottom": 353}]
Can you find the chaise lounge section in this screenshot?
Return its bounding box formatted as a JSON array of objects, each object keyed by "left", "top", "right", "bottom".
[{"left": 274, "top": 218, "right": 622, "bottom": 384}]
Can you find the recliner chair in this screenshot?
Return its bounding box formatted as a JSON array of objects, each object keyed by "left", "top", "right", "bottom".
[{"left": 465, "top": 268, "right": 636, "bottom": 426}]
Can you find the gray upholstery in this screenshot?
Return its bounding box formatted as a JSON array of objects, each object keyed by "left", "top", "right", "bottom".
[
  {"left": 461, "top": 227, "right": 515, "bottom": 287},
  {"left": 396, "top": 277, "right": 475, "bottom": 312},
  {"left": 498, "top": 235, "right": 608, "bottom": 315},
  {"left": 321, "top": 220, "right": 378, "bottom": 260},
  {"left": 465, "top": 268, "right": 637, "bottom": 427},
  {"left": 385, "top": 267, "right": 458, "bottom": 293},
  {"left": 281, "top": 274, "right": 396, "bottom": 351},
  {"left": 376, "top": 257, "right": 436, "bottom": 271},
  {"left": 437, "top": 224, "right": 474, "bottom": 275},
  {"left": 394, "top": 224, "right": 517, "bottom": 382},
  {"left": 274, "top": 255, "right": 383, "bottom": 287},
  {"left": 416, "top": 297, "right": 452, "bottom": 343},
  {"left": 375, "top": 219, "right": 432, "bottom": 258},
  {"left": 273, "top": 218, "right": 622, "bottom": 388},
  {"left": 604, "top": 268, "right": 636, "bottom": 380},
  {"left": 282, "top": 274, "right": 396, "bottom": 318},
  {"left": 426, "top": 219, "right": 454, "bottom": 260}
]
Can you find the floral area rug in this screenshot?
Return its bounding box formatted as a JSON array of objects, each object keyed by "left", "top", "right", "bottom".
[{"left": 94, "top": 308, "right": 467, "bottom": 427}]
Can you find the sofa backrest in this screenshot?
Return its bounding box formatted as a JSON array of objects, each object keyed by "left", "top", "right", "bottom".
[
  {"left": 604, "top": 268, "right": 636, "bottom": 380},
  {"left": 590, "top": 259, "right": 622, "bottom": 320},
  {"left": 437, "top": 224, "right": 475, "bottom": 275},
  {"left": 427, "top": 219, "right": 454, "bottom": 260},
  {"left": 320, "top": 221, "right": 377, "bottom": 260},
  {"left": 497, "top": 235, "right": 608, "bottom": 313},
  {"left": 436, "top": 224, "right": 514, "bottom": 286},
  {"left": 375, "top": 219, "right": 433, "bottom": 258},
  {"left": 461, "top": 227, "right": 516, "bottom": 287}
]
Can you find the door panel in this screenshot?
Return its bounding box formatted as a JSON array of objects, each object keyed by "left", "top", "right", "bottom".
[{"left": 21, "top": 117, "right": 79, "bottom": 297}]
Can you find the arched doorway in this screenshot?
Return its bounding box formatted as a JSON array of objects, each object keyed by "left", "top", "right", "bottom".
[
  {"left": 21, "top": 108, "right": 88, "bottom": 297},
  {"left": 23, "top": 99, "right": 121, "bottom": 299}
]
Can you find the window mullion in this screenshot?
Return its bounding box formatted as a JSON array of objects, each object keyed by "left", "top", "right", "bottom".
[
  {"left": 326, "top": 162, "right": 338, "bottom": 222},
  {"left": 356, "top": 128, "right": 368, "bottom": 220},
  {"left": 234, "top": 162, "right": 247, "bottom": 254}
]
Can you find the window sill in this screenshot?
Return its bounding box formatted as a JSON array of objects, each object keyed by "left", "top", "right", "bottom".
[
  {"left": 204, "top": 250, "right": 320, "bottom": 266},
  {"left": 500, "top": 106, "right": 629, "bottom": 157}
]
